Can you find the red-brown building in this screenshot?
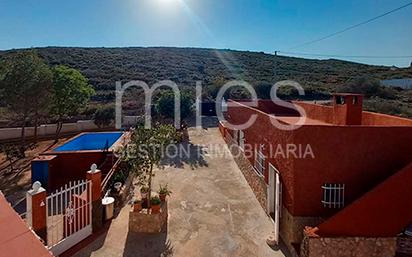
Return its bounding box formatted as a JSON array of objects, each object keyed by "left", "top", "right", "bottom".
[
  {"left": 219, "top": 93, "right": 412, "bottom": 257},
  {"left": 0, "top": 192, "right": 54, "bottom": 257}
]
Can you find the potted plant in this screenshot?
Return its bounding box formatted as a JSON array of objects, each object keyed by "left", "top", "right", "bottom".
[
  {"left": 119, "top": 124, "right": 178, "bottom": 208},
  {"left": 113, "top": 182, "right": 122, "bottom": 192},
  {"left": 158, "top": 184, "right": 172, "bottom": 202},
  {"left": 140, "top": 186, "right": 149, "bottom": 199},
  {"left": 131, "top": 197, "right": 142, "bottom": 212},
  {"left": 150, "top": 196, "right": 161, "bottom": 214}
]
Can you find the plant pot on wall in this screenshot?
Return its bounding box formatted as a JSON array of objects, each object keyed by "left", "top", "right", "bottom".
[
  {"left": 159, "top": 193, "right": 167, "bottom": 202},
  {"left": 133, "top": 200, "right": 142, "bottom": 212},
  {"left": 140, "top": 186, "right": 149, "bottom": 199},
  {"left": 158, "top": 184, "right": 172, "bottom": 202},
  {"left": 150, "top": 196, "right": 161, "bottom": 214},
  {"left": 114, "top": 182, "right": 122, "bottom": 192}
]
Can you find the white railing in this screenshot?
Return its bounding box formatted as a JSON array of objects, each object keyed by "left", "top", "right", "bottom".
[{"left": 46, "top": 180, "right": 92, "bottom": 254}]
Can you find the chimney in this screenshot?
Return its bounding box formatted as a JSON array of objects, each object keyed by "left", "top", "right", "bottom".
[{"left": 332, "top": 93, "right": 363, "bottom": 125}]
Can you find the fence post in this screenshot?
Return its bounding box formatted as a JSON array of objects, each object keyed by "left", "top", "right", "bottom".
[
  {"left": 26, "top": 181, "right": 47, "bottom": 243},
  {"left": 86, "top": 164, "right": 103, "bottom": 232}
]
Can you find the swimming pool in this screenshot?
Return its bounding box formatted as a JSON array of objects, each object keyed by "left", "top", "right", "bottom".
[{"left": 53, "top": 132, "right": 123, "bottom": 152}]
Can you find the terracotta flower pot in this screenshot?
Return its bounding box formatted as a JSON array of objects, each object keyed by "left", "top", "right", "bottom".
[
  {"left": 159, "top": 193, "right": 167, "bottom": 202},
  {"left": 133, "top": 202, "right": 142, "bottom": 212},
  {"left": 151, "top": 204, "right": 161, "bottom": 214}
]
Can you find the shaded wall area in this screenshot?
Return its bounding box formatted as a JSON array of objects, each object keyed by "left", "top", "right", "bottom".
[
  {"left": 317, "top": 162, "right": 412, "bottom": 237},
  {"left": 35, "top": 151, "right": 107, "bottom": 192},
  {"left": 293, "top": 125, "right": 412, "bottom": 216},
  {"left": 362, "top": 111, "right": 412, "bottom": 126}
]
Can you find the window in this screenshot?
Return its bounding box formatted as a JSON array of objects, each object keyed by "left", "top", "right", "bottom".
[
  {"left": 336, "top": 96, "right": 345, "bottom": 105},
  {"left": 352, "top": 96, "right": 358, "bottom": 105},
  {"left": 254, "top": 145, "right": 265, "bottom": 176},
  {"left": 239, "top": 130, "right": 245, "bottom": 150},
  {"left": 322, "top": 183, "right": 345, "bottom": 208}
]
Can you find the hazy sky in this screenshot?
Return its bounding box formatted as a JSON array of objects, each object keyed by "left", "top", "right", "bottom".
[{"left": 1, "top": 0, "right": 411, "bottom": 66}]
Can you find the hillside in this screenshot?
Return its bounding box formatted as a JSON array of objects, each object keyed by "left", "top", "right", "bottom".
[{"left": 1, "top": 46, "right": 412, "bottom": 117}]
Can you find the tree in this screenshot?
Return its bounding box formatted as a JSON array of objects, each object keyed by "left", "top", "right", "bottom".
[
  {"left": 93, "top": 106, "right": 115, "bottom": 128},
  {"left": 0, "top": 50, "right": 53, "bottom": 150},
  {"left": 51, "top": 65, "right": 94, "bottom": 142},
  {"left": 338, "top": 76, "right": 397, "bottom": 100},
  {"left": 155, "top": 90, "right": 193, "bottom": 119},
  {"left": 0, "top": 143, "right": 23, "bottom": 173},
  {"left": 119, "top": 124, "right": 178, "bottom": 207},
  {"left": 255, "top": 81, "right": 272, "bottom": 99}
]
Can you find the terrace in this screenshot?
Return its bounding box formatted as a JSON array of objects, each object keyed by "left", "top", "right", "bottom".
[
  {"left": 236, "top": 94, "right": 412, "bottom": 127},
  {"left": 67, "top": 118, "right": 290, "bottom": 257}
]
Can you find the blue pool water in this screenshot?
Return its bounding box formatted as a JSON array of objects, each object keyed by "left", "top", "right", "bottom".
[{"left": 53, "top": 132, "right": 123, "bottom": 151}]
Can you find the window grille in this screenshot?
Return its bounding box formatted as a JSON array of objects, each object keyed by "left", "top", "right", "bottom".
[
  {"left": 322, "top": 183, "right": 345, "bottom": 208},
  {"left": 254, "top": 146, "right": 265, "bottom": 176}
]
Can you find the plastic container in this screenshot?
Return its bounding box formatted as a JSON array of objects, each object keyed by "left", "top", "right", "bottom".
[{"left": 102, "top": 197, "right": 115, "bottom": 220}]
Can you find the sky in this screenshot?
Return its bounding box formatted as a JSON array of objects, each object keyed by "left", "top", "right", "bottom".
[{"left": 0, "top": 0, "right": 411, "bottom": 67}]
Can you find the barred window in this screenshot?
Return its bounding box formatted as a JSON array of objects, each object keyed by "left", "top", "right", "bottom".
[
  {"left": 254, "top": 146, "right": 265, "bottom": 176},
  {"left": 322, "top": 183, "right": 345, "bottom": 208}
]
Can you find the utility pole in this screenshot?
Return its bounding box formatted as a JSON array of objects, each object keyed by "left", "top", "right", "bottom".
[{"left": 274, "top": 50, "right": 278, "bottom": 82}]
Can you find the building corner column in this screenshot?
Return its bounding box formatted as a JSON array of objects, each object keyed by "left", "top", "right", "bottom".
[
  {"left": 26, "top": 181, "right": 47, "bottom": 243},
  {"left": 86, "top": 164, "right": 103, "bottom": 232}
]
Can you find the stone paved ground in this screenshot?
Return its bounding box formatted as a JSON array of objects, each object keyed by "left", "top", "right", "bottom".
[{"left": 73, "top": 121, "right": 290, "bottom": 257}]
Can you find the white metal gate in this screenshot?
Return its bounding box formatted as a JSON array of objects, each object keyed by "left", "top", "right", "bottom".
[{"left": 46, "top": 180, "right": 92, "bottom": 256}]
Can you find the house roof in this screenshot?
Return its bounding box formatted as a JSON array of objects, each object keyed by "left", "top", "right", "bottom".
[{"left": 0, "top": 192, "right": 53, "bottom": 257}]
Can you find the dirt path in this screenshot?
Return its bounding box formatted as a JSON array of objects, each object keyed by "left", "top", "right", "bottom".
[{"left": 0, "top": 137, "right": 69, "bottom": 208}]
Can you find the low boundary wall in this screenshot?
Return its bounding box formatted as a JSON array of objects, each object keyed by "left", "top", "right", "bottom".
[
  {"left": 301, "top": 234, "right": 397, "bottom": 257},
  {"left": 0, "top": 120, "right": 102, "bottom": 141}
]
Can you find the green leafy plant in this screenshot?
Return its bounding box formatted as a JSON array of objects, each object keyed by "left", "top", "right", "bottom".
[
  {"left": 112, "top": 170, "right": 126, "bottom": 183},
  {"left": 150, "top": 196, "right": 161, "bottom": 206},
  {"left": 0, "top": 50, "right": 53, "bottom": 148},
  {"left": 119, "top": 123, "right": 178, "bottom": 207},
  {"left": 158, "top": 184, "right": 172, "bottom": 196},
  {"left": 51, "top": 65, "right": 95, "bottom": 142},
  {"left": 94, "top": 106, "right": 115, "bottom": 128},
  {"left": 140, "top": 186, "right": 149, "bottom": 193},
  {"left": 155, "top": 90, "right": 193, "bottom": 119}
]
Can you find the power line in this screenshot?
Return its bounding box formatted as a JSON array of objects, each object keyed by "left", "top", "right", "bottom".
[
  {"left": 278, "top": 51, "right": 412, "bottom": 59},
  {"left": 289, "top": 1, "right": 412, "bottom": 50}
]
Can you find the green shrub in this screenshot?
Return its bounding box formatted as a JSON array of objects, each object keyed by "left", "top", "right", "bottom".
[
  {"left": 93, "top": 106, "right": 115, "bottom": 128},
  {"left": 155, "top": 90, "right": 193, "bottom": 119}
]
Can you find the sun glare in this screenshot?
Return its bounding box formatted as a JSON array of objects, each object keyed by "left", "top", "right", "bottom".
[{"left": 158, "top": 0, "right": 177, "bottom": 4}]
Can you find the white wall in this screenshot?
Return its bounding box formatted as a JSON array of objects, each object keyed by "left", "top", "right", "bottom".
[{"left": 0, "top": 120, "right": 100, "bottom": 141}]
